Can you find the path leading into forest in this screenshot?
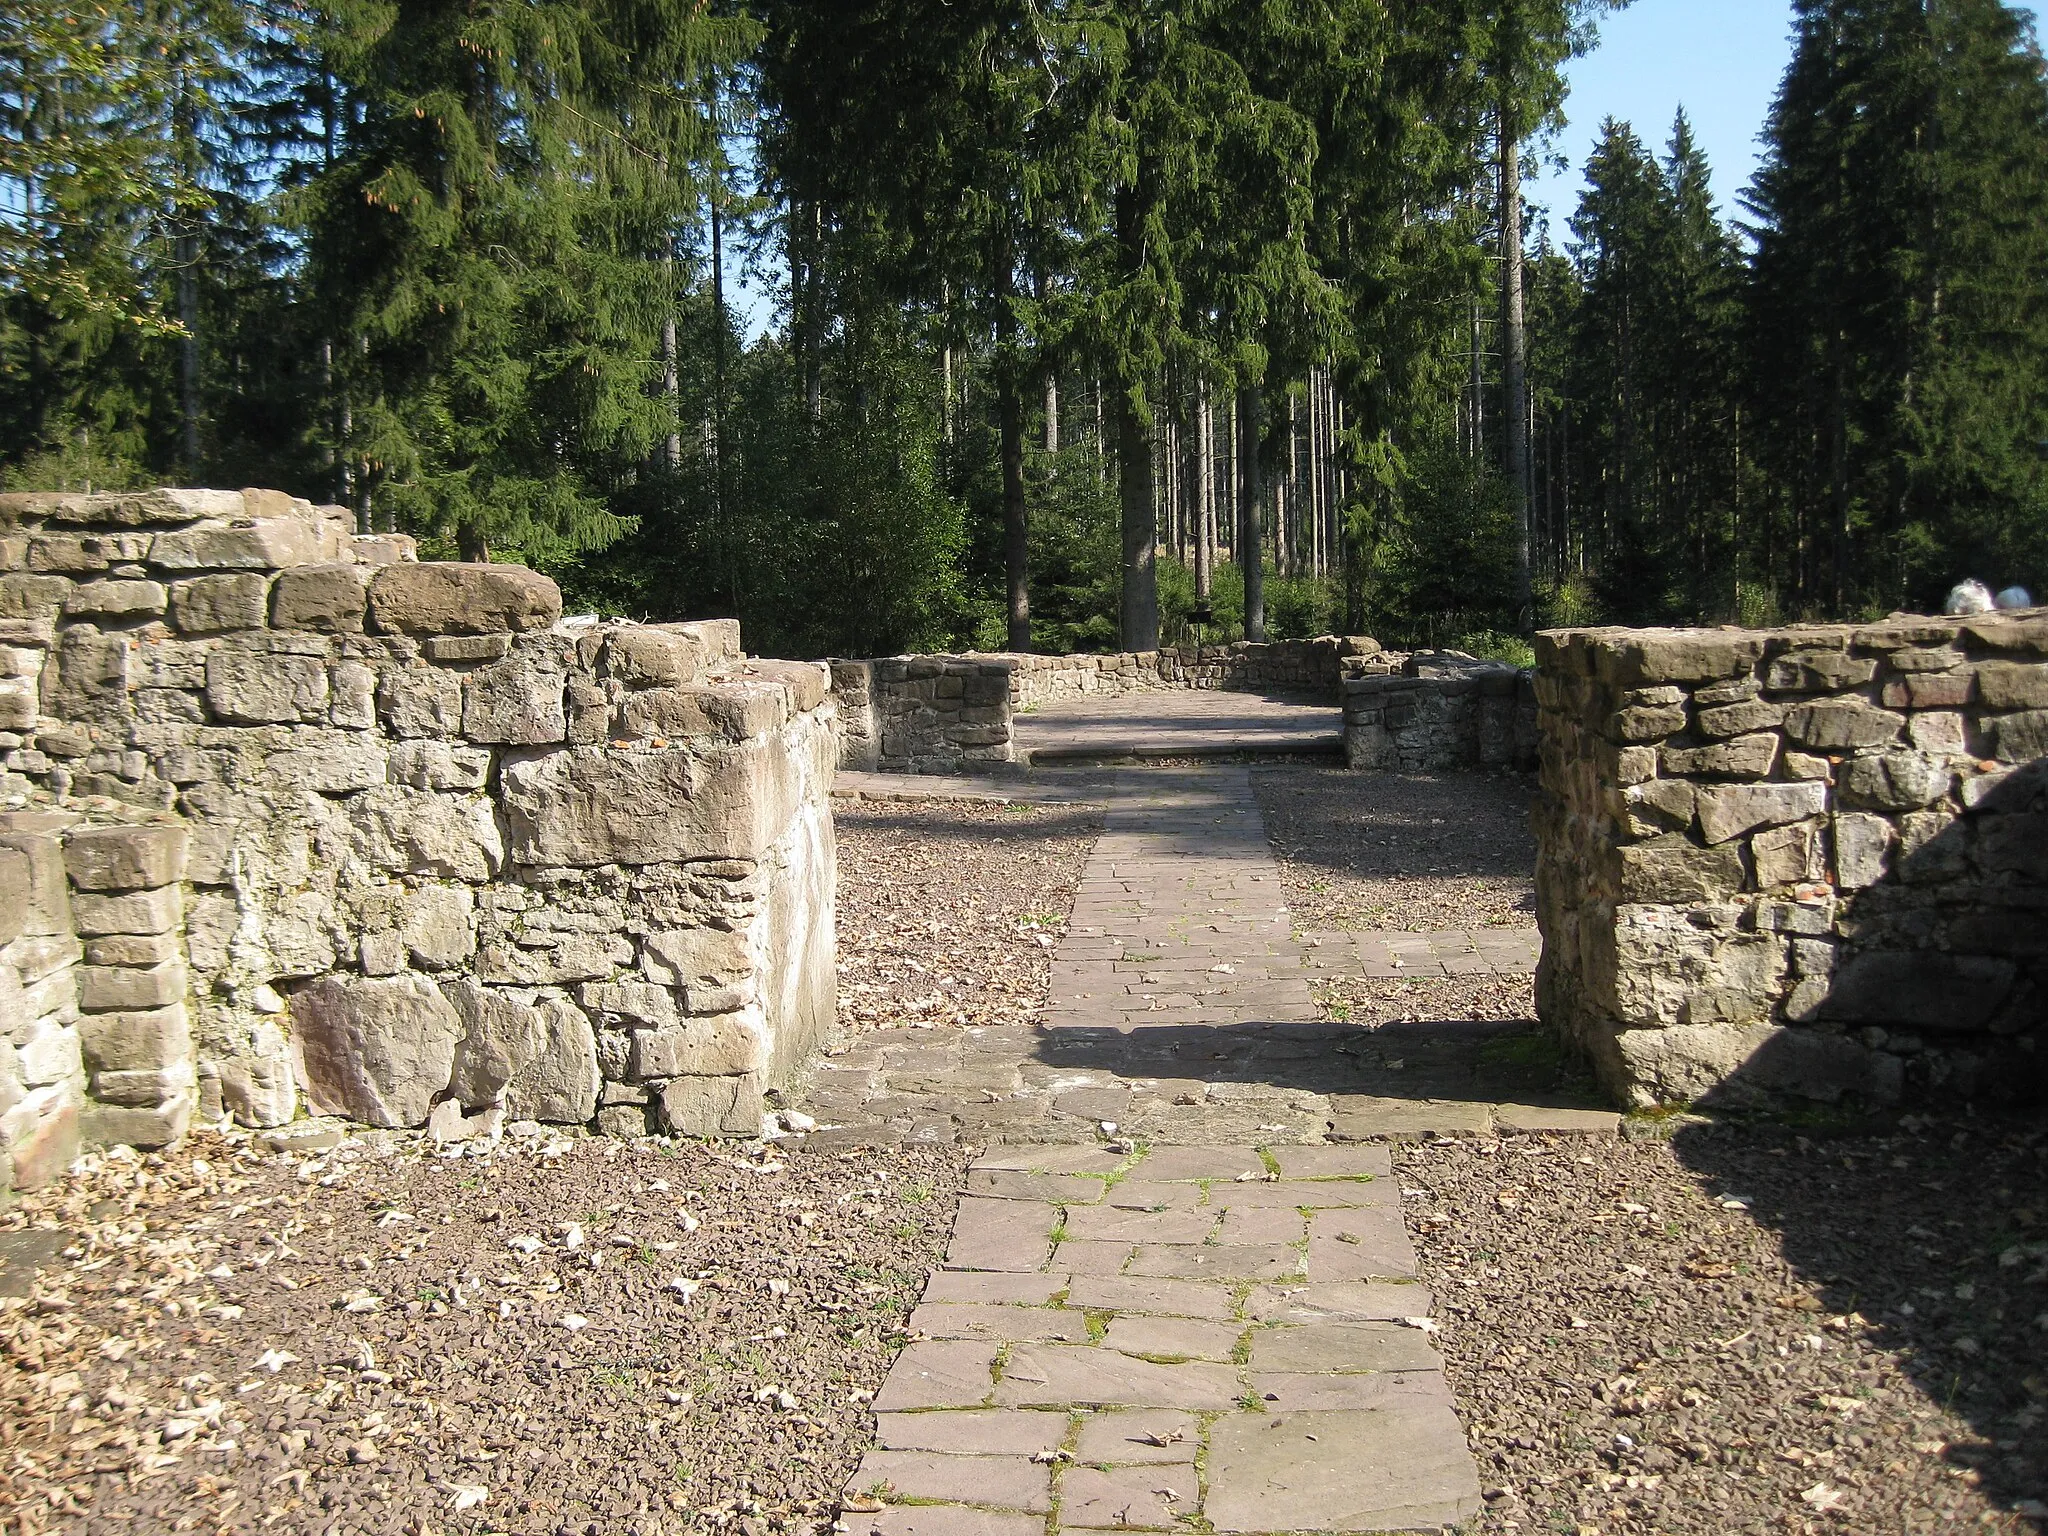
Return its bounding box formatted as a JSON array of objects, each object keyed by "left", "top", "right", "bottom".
[{"left": 821, "top": 761, "right": 1619, "bottom": 1536}]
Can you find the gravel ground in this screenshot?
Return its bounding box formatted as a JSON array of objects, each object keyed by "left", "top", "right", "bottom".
[
  {"left": 1253, "top": 764, "right": 1538, "bottom": 931},
  {"left": 833, "top": 801, "right": 1100, "bottom": 1036},
  {"left": 1402, "top": 1116, "right": 2048, "bottom": 1536},
  {"left": 1314, "top": 973, "right": 1536, "bottom": 1030},
  {"left": 0, "top": 1128, "right": 967, "bottom": 1535}
]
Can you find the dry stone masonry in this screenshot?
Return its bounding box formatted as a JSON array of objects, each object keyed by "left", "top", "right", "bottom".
[
  {"left": 0, "top": 488, "right": 835, "bottom": 1189},
  {"left": 1343, "top": 651, "right": 1539, "bottom": 773},
  {"left": 1534, "top": 613, "right": 2048, "bottom": 1110}
]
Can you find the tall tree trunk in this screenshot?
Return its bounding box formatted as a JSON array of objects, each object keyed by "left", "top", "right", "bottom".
[
  {"left": 661, "top": 264, "right": 683, "bottom": 472},
  {"left": 1195, "top": 383, "right": 1213, "bottom": 600},
  {"left": 1239, "top": 384, "right": 1267, "bottom": 642},
  {"left": 1117, "top": 389, "right": 1159, "bottom": 651},
  {"left": 999, "top": 363, "right": 1030, "bottom": 652},
  {"left": 1044, "top": 367, "right": 1059, "bottom": 454},
  {"left": 711, "top": 183, "right": 733, "bottom": 606},
  {"left": 1500, "top": 115, "right": 1533, "bottom": 629}
]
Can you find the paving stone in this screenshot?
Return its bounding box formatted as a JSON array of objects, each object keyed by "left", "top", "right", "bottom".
[
  {"left": 1205, "top": 1407, "right": 1482, "bottom": 1534},
  {"left": 923, "top": 1271, "right": 1070, "bottom": 1307},
  {"left": 848, "top": 1451, "right": 1052, "bottom": 1514},
  {"left": 1493, "top": 1102, "right": 1624, "bottom": 1136},
  {"left": 848, "top": 1508, "right": 1041, "bottom": 1536},
  {"left": 1126, "top": 1145, "right": 1271, "bottom": 1182},
  {"left": 1267, "top": 1144, "right": 1393, "bottom": 1179},
  {"left": 1062, "top": 1274, "right": 1239, "bottom": 1321},
  {"left": 876, "top": 1411, "right": 1070, "bottom": 1457},
  {"left": 1100, "top": 1180, "right": 1204, "bottom": 1211},
  {"left": 910, "top": 1303, "right": 1091, "bottom": 1345},
  {"left": 1061, "top": 1205, "right": 1216, "bottom": 1244},
  {"left": 1305, "top": 1208, "right": 1417, "bottom": 1280},
  {"left": 1057, "top": 1462, "right": 1200, "bottom": 1530},
  {"left": 1070, "top": 1409, "right": 1201, "bottom": 1465},
  {"left": 1206, "top": 1178, "right": 1391, "bottom": 1210},
  {"left": 990, "top": 1346, "right": 1241, "bottom": 1410},
  {"left": 1102, "top": 1314, "right": 1244, "bottom": 1362},
  {"left": 948, "top": 1198, "right": 1057, "bottom": 1272},
  {"left": 964, "top": 1169, "right": 1111, "bottom": 1203},
  {"left": 1247, "top": 1322, "right": 1442, "bottom": 1374},
  {"left": 1213, "top": 1206, "right": 1307, "bottom": 1245},
  {"left": 1248, "top": 1368, "right": 1456, "bottom": 1414},
  {"left": 1328, "top": 1096, "right": 1495, "bottom": 1140},
  {"left": 1244, "top": 1282, "right": 1434, "bottom": 1324},
  {"left": 1053, "top": 1239, "right": 1135, "bottom": 1276},
  {"left": 872, "top": 1341, "right": 997, "bottom": 1411},
  {"left": 1126, "top": 1244, "right": 1305, "bottom": 1282},
  {"left": 972, "top": 1146, "right": 1131, "bottom": 1176}
]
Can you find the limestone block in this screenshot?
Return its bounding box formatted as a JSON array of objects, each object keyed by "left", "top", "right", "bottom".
[
  {"left": 1783, "top": 700, "right": 1904, "bottom": 751},
  {"left": 367, "top": 562, "right": 561, "bottom": 635},
  {"left": 377, "top": 666, "right": 465, "bottom": 737},
  {"left": 422, "top": 633, "right": 511, "bottom": 663},
  {"left": 151, "top": 517, "right": 340, "bottom": 571},
  {"left": 4, "top": 1085, "right": 81, "bottom": 1188},
  {"left": 605, "top": 626, "right": 709, "bottom": 688},
  {"left": 90, "top": 1065, "right": 192, "bottom": 1107},
  {"left": 63, "top": 824, "right": 187, "bottom": 891},
  {"left": 1991, "top": 709, "right": 2048, "bottom": 764},
  {"left": 1832, "top": 812, "right": 1894, "bottom": 889},
  {"left": 345, "top": 787, "right": 503, "bottom": 882},
  {"left": 0, "top": 848, "right": 29, "bottom": 944},
  {"left": 387, "top": 739, "right": 491, "bottom": 791},
  {"left": 1660, "top": 733, "right": 1779, "bottom": 779},
  {"left": 290, "top": 973, "right": 461, "bottom": 1128},
  {"left": 40, "top": 628, "right": 130, "bottom": 722},
  {"left": 330, "top": 661, "right": 376, "bottom": 728},
  {"left": 1903, "top": 670, "right": 1974, "bottom": 708},
  {"left": 76, "top": 961, "right": 184, "bottom": 1013},
  {"left": 264, "top": 730, "right": 387, "bottom": 793},
  {"left": 747, "top": 659, "right": 831, "bottom": 713},
  {"left": 500, "top": 734, "right": 805, "bottom": 867},
  {"left": 659, "top": 1071, "right": 763, "bottom": 1137},
  {"left": 506, "top": 998, "right": 599, "bottom": 1124},
  {"left": 1752, "top": 820, "right": 1823, "bottom": 888},
  {"left": 1765, "top": 651, "right": 1877, "bottom": 692},
  {"left": 271, "top": 562, "right": 370, "bottom": 633},
  {"left": 360, "top": 930, "right": 404, "bottom": 975},
  {"left": 1896, "top": 807, "right": 1969, "bottom": 884},
  {"left": 566, "top": 677, "right": 609, "bottom": 744},
  {"left": 80, "top": 1095, "right": 192, "bottom": 1151},
  {"left": 1820, "top": 953, "right": 2016, "bottom": 1032},
  {"left": 1606, "top": 907, "right": 1786, "bottom": 1031},
  {"left": 205, "top": 650, "right": 329, "bottom": 723},
  {"left": 401, "top": 883, "right": 476, "bottom": 970},
  {"left": 1594, "top": 630, "right": 1765, "bottom": 687},
  {"left": 1839, "top": 750, "right": 1952, "bottom": 811},
  {"left": 632, "top": 1008, "right": 770, "bottom": 1077},
  {"left": 29, "top": 532, "right": 151, "bottom": 572},
  {"left": 0, "top": 573, "right": 70, "bottom": 622},
  {"left": 63, "top": 580, "right": 167, "bottom": 620},
  {"left": 69, "top": 884, "right": 181, "bottom": 936},
  {"left": 1696, "top": 781, "right": 1828, "bottom": 846},
  {"left": 642, "top": 927, "right": 752, "bottom": 987},
  {"left": 1617, "top": 1023, "right": 1901, "bottom": 1107},
  {"left": 474, "top": 931, "right": 630, "bottom": 985},
  {"left": 16, "top": 1022, "right": 82, "bottom": 1087},
  {"left": 1696, "top": 699, "right": 1784, "bottom": 738},
  {"left": 84, "top": 931, "right": 180, "bottom": 966},
  {"left": 79, "top": 1006, "right": 190, "bottom": 1073},
  {"left": 579, "top": 980, "right": 679, "bottom": 1028},
  {"left": 0, "top": 817, "right": 79, "bottom": 937},
  {"left": 444, "top": 978, "right": 545, "bottom": 1107},
  {"left": 1908, "top": 711, "right": 1967, "bottom": 755},
  {"left": 461, "top": 644, "right": 568, "bottom": 745},
  {"left": 352, "top": 533, "right": 417, "bottom": 565},
  {"left": 1963, "top": 613, "right": 2048, "bottom": 655},
  {"left": 618, "top": 680, "right": 786, "bottom": 743},
  {"left": 1617, "top": 835, "right": 1748, "bottom": 904}
]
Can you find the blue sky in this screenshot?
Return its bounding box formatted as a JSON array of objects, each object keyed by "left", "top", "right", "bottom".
[{"left": 1534, "top": 0, "right": 2043, "bottom": 234}]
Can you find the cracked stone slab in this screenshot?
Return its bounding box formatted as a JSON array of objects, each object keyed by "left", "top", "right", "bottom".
[
  {"left": 1204, "top": 1407, "right": 1483, "bottom": 1534},
  {"left": 874, "top": 1411, "right": 1069, "bottom": 1457},
  {"left": 990, "top": 1346, "right": 1241, "bottom": 1410},
  {"left": 1070, "top": 1409, "right": 1202, "bottom": 1465},
  {"left": 1058, "top": 1461, "right": 1201, "bottom": 1530},
  {"left": 846, "top": 1450, "right": 1052, "bottom": 1513},
  {"left": 871, "top": 1341, "right": 997, "bottom": 1411}
]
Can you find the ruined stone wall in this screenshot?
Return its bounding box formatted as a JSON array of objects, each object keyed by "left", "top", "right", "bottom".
[
  {"left": 1343, "top": 653, "right": 1539, "bottom": 774},
  {"left": 0, "top": 488, "right": 835, "bottom": 1187},
  {"left": 1533, "top": 614, "right": 2048, "bottom": 1110},
  {"left": 829, "top": 638, "right": 1377, "bottom": 773}
]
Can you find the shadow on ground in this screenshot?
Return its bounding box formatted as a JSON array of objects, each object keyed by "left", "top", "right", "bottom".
[{"left": 1669, "top": 1110, "right": 2048, "bottom": 1520}]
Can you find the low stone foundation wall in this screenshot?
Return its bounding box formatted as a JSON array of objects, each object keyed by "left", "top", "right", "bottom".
[
  {"left": 1344, "top": 654, "right": 1538, "bottom": 773},
  {"left": 830, "top": 638, "right": 1376, "bottom": 773},
  {"left": 1534, "top": 614, "right": 2048, "bottom": 1110},
  {"left": 0, "top": 488, "right": 835, "bottom": 1186}
]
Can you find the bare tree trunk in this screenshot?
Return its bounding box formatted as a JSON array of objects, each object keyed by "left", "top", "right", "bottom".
[
  {"left": 661, "top": 275, "right": 683, "bottom": 473},
  {"left": 1468, "top": 298, "right": 1485, "bottom": 459},
  {"left": 1196, "top": 384, "right": 1214, "bottom": 600},
  {"left": 1501, "top": 115, "right": 1533, "bottom": 629},
  {"left": 1043, "top": 367, "right": 1059, "bottom": 454},
  {"left": 1238, "top": 384, "right": 1267, "bottom": 642},
  {"left": 1117, "top": 392, "right": 1159, "bottom": 651},
  {"left": 1000, "top": 365, "right": 1030, "bottom": 652}
]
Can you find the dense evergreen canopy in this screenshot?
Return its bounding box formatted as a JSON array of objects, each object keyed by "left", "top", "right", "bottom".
[{"left": 3, "top": 0, "right": 2044, "bottom": 654}]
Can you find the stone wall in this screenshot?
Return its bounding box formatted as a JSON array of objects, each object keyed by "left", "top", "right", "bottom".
[
  {"left": 830, "top": 638, "right": 1377, "bottom": 773},
  {"left": 0, "top": 488, "right": 835, "bottom": 1186},
  {"left": 1533, "top": 614, "right": 2048, "bottom": 1110},
  {"left": 1343, "top": 653, "right": 1539, "bottom": 774}
]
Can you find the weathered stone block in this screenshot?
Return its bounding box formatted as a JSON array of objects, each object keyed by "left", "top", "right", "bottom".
[
  {"left": 631, "top": 1009, "right": 769, "bottom": 1077},
  {"left": 444, "top": 978, "right": 545, "bottom": 1107},
  {"left": 1618, "top": 835, "right": 1747, "bottom": 903},
  {"left": 70, "top": 884, "right": 182, "bottom": 936},
  {"left": 205, "top": 650, "right": 328, "bottom": 723},
  {"left": 75, "top": 960, "right": 185, "bottom": 1013},
  {"left": 367, "top": 563, "right": 561, "bottom": 635},
  {"left": 1595, "top": 630, "right": 1765, "bottom": 686},
  {"left": 1696, "top": 781, "right": 1827, "bottom": 846},
  {"left": 1820, "top": 953, "right": 2015, "bottom": 1032},
  {"left": 1990, "top": 709, "right": 2048, "bottom": 764},
  {"left": 330, "top": 660, "right": 376, "bottom": 728},
  {"left": 28, "top": 532, "right": 148, "bottom": 572},
  {"left": 473, "top": 931, "right": 629, "bottom": 985},
  {"left": 265, "top": 729, "right": 387, "bottom": 792},
  {"left": 1660, "top": 733, "right": 1778, "bottom": 779},
  {"left": 1839, "top": 750, "right": 1952, "bottom": 811},
  {"left": 79, "top": 1006, "right": 190, "bottom": 1072},
  {"left": 377, "top": 667, "right": 465, "bottom": 737},
  {"left": 619, "top": 681, "right": 786, "bottom": 742},
  {"left": 40, "top": 628, "right": 129, "bottom": 722},
  {"left": 1832, "top": 812, "right": 1894, "bottom": 889},
  {"left": 271, "top": 562, "right": 370, "bottom": 633},
  {"left": 1766, "top": 651, "right": 1877, "bottom": 692},
  {"left": 63, "top": 824, "right": 187, "bottom": 891},
  {"left": 63, "top": 580, "right": 167, "bottom": 620},
  {"left": 1696, "top": 699, "right": 1784, "bottom": 738},
  {"left": 90, "top": 1065, "right": 191, "bottom": 1107},
  {"left": 345, "top": 786, "right": 503, "bottom": 882},
  {"left": 290, "top": 973, "right": 461, "bottom": 1128},
  {"left": 387, "top": 739, "right": 491, "bottom": 791},
  {"left": 80, "top": 1095, "right": 191, "bottom": 1151},
  {"left": 1617, "top": 1024, "right": 1901, "bottom": 1107},
  {"left": 659, "top": 1071, "right": 763, "bottom": 1137},
  {"left": 151, "top": 518, "right": 339, "bottom": 571},
  {"left": 83, "top": 931, "right": 180, "bottom": 966},
  {"left": 462, "top": 647, "right": 567, "bottom": 745},
  {"left": 1784, "top": 700, "right": 1905, "bottom": 751},
  {"left": 0, "top": 848, "right": 31, "bottom": 945},
  {"left": 1752, "top": 819, "right": 1823, "bottom": 888},
  {"left": 605, "top": 626, "right": 708, "bottom": 687},
  {"left": 400, "top": 883, "right": 475, "bottom": 969},
  {"left": 580, "top": 980, "right": 680, "bottom": 1028},
  {"left": 1908, "top": 711, "right": 1967, "bottom": 755},
  {"left": 1905, "top": 670, "right": 1975, "bottom": 709},
  {"left": 422, "top": 633, "right": 511, "bottom": 663},
  {"left": 507, "top": 998, "right": 599, "bottom": 1123}
]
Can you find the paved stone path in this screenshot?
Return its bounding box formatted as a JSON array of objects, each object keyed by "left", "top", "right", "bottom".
[
  {"left": 844, "top": 1142, "right": 1480, "bottom": 1536},
  {"left": 1014, "top": 692, "right": 1343, "bottom": 764},
  {"left": 828, "top": 764, "right": 1618, "bottom": 1535}
]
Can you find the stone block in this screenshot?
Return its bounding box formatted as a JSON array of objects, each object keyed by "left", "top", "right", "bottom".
[
  {"left": 4, "top": 1089, "right": 80, "bottom": 1188},
  {"left": 473, "top": 931, "right": 628, "bottom": 985},
  {"left": 0, "top": 676, "right": 33, "bottom": 731},
  {"left": 40, "top": 627, "right": 129, "bottom": 722},
  {"left": 271, "top": 562, "right": 370, "bottom": 633},
  {"left": 205, "top": 649, "right": 329, "bottom": 723},
  {"left": 1696, "top": 781, "right": 1828, "bottom": 846},
  {"left": 264, "top": 730, "right": 387, "bottom": 792},
  {"left": 659, "top": 1072, "right": 763, "bottom": 1137},
  {"left": 1991, "top": 709, "right": 2048, "bottom": 764},
  {"left": 461, "top": 646, "right": 567, "bottom": 745},
  {"left": 1660, "top": 732, "right": 1779, "bottom": 779},
  {"left": 400, "top": 883, "right": 475, "bottom": 969},
  {"left": 387, "top": 739, "right": 491, "bottom": 791},
  {"left": 1618, "top": 835, "right": 1748, "bottom": 903},
  {"left": 28, "top": 532, "right": 149, "bottom": 572},
  {"left": 1839, "top": 750, "right": 1952, "bottom": 811},
  {"left": 151, "top": 517, "right": 338, "bottom": 570},
  {"left": 642, "top": 927, "right": 753, "bottom": 987},
  {"left": 747, "top": 658, "right": 831, "bottom": 713},
  {"left": 1832, "top": 812, "right": 1894, "bottom": 889},
  {"left": 1784, "top": 700, "right": 1904, "bottom": 751},
  {"left": 69, "top": 884, "right": 181, "bottom": 936},
  {"left": 603, "top": 625, "right": 713, "bottom": 687},
  {"left": 352, "top": 532, "right": 417, "bottom": 565},
  {"left": 77, "top": 961, "right": 185, "bottom": 1012},
  {"left": 1820, "top": 953, "right": 2016, "bottom": 1032},
  {"left": 377, "top": 667, "right": 465, "bottom": 737},
  {"left": 0, "top": 848, "right": 29, "bottom": 944},
  {"left": 1618, "top": 1023, "right": 1902, "bottom": 1108},
  {"left": 631, "top": 1009, "right": 770, "bottom": 1077},
  {"left": 444, "top": 977, "right": 545, "bottom": 1107},
  {"left": 90, "top": 1065, "right": 191, "bottom": 1107},
  {"left": 1696, "top": 699, "right": 1784, "bottom": 738},
  {"left": 367, "top": 562, "right": 561, "bottom": 635},
  {"left": 63, "top": 823, "right": 187, "bottom": 891},
  {"left": 508, "top": 998, "right": 599, "bottom": 1123},
  {"left": 1977, "top": 811, "right": 2048, "bottom": 880},
  {"left": 581, "top": 980, "right": 680, "bottom": 1027},
  {"left": 79, "top": 1006, "right": 190, "bottom": 1073},
  {"left": 1752, "top": 819, "right": 1823, "bottom": 887},
  {"left": 618, "top": 681, "right": 786, "bottom": 742},
  {"left": 345, "top": 786, "right": 503, "bottom": 882},
  {"left": 62, "top": 580, "right": 167, "bottom": 620},
  {"left": 289, "top": 973, "right": 461, "bottom": 1128},
  {"left": 1595, "top": 630, "right": 1765, "bottom": 686},
  {"left": 422, "top": 633, "right": 511, "bottom": 662},
  {"left": 1908, "top": 711, "right": 1967, "bottom": 755},
  {"left": 330, "top": 660, "right": 376, "bottom": 728},
  {"left": 1905, "top": 670, "right": 1975, "bottom": 708},
  {"left": 80, "top": 1094, "right": 191, "bottom": 1151},
  {"left": 1766, "top": 651, "right": 1877, "bottom": 692}
]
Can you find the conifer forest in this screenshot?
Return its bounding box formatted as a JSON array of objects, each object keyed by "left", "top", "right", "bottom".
[{"left": 4, "top": 0, "right": 2047, "bottom": 661}]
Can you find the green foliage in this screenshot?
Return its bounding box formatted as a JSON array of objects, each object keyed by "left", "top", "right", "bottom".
[{"left": 1358, "top": 440, "right": 1524, "bottom": 649}]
